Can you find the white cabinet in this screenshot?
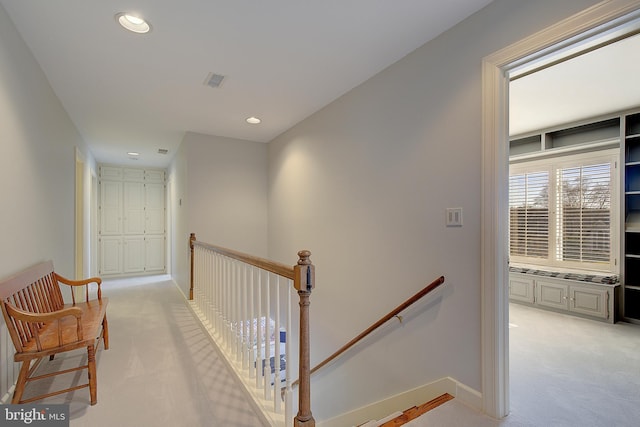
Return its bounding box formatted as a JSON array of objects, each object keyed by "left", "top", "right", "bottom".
[
  {"left": 99, "top": 236, "right": 122, "bottom": 275},
  {"left": 100, "top": 181, "right": 122, "bottom": 235},
  {"left": 145, "top": 236, "right": 166, "bottom": 272},
  {"left": 124, "top": 182, "right": 145, "bottom": 235},
  {"left": 536, "top": 281, "right": 570, "bottom": 311},
  {"left": 99, "top": 165, "right": 166, "bottom": 276},
  {"left": 509, "top": 272, "right": 617, "bottom": 322},
  {"left": 570, "top": 285, "right": 609, "bottom": 319},
  {"left": 509, "top": 276, "right": 535, "bottom": 304},
  {"left": 123, "top": 236, "right": 145, "bottom": 273},
  {"left": 145, "top": 183, "right": 165, "bottom": 234}
]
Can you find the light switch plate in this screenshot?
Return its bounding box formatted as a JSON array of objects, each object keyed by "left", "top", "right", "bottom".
[{"left": 446, "top": 208, "right": 463, "bottom": 227}]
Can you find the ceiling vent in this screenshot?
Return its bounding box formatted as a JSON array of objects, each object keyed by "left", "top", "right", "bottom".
[
  {"left": 204, "top": 72, "right": 225, "bottom": 88},
  {"left": 158, "top": 148, "right": 169, "bottom": 155}
]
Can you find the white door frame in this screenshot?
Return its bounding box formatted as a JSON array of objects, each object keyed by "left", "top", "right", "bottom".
[{"left": 481, "top": 0, "right": 640, "bottom": 418}]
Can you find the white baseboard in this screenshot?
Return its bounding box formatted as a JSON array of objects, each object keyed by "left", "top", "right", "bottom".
[{"left": 318, "top": 377, "right": 481, "bottom": 427}]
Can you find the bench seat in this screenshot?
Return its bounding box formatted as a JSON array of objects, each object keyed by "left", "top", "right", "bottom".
[
  {"left": 0, "top": 261, "right": 109, "bottom": 405},
  {"left": 14, "top": 299, "right": 108, "bottom": 361}
]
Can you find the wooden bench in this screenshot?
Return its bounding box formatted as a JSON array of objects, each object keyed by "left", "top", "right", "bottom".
[{"left": 0, "top": 261, "right": 109, "bottom": 405}]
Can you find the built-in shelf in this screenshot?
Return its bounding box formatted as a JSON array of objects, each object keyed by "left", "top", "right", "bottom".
[
  {"left": 626, "top": 113, "right": 640, "bottom": 321},
  {"left": 510, "top": 117, "right": 620, "bottom": 159},
  {"left": 626, "top": 211, "right": 640, "bottom": 231}
]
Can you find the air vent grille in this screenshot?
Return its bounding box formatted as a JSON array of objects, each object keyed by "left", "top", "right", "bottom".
[{"left": 204, "top": 72, "right": 225, "bottom": 88}]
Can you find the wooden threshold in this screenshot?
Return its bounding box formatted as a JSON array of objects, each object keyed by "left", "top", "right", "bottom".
[{"left": 379, "top": 393, "right": 454, "bottom": 426}]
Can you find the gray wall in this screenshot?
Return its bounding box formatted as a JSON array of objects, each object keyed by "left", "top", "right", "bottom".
[
  {"left": 169, "top": 132, "right": 269, "bottom": 297},
  {"left": 0, "top": 2, "right": 93, "bottom": 401},
  {"left": 0, "top": 3, "right": 89, "bottom": 281},
  {"left": 267, "top": 0, "right": 600, "bottom": 420}
]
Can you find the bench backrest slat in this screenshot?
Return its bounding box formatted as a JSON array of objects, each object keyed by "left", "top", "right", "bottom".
[{"left": 0, "top": 261, "right": 63, "bottom": 352}]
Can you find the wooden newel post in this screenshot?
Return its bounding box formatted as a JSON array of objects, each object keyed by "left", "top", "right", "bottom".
[
  {"left": 294, "top": 250, "right": 315, "bottom": 427},
  {"left": 189, "top": 233, "right": 196, "bottom": 300}
]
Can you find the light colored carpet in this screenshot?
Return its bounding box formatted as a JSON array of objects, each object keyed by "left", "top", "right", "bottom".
[
  {"left": 21, "top": 275, "right": 263, "bottom": 427},
  {"left": 408, "top": 303, "right": 640, "bottom": 427}
]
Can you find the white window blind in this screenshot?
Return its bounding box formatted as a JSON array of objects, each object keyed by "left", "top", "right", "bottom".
[
  {"left": 509, "top": 171, "right": 549, "bottom": 259},
  {"left": 557, "top": 163, "right": 611, "bottom": 263},
  {"left": 509, "top": 150, "right": 617, "bottom": 273}
]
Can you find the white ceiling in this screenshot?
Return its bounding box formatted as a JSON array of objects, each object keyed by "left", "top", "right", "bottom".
[
  {"left": 510, "top": 31, "right": 640, "bottom": 136},
  {"left": 1, "top": 0, "right": 494, "bottom": 168}
]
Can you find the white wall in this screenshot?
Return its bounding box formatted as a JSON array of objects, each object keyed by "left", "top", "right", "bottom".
[
  {"left": 170, "top": 131, "right": 269, "bottom": 296},
  {"left": 267, "top": 0, "right": 600, "bottom": 421},
  {"left": 0, "top": 2, "right": 91, "bottom": 402},
  {"left": 0, "top": 3, "right": 88, "bottom": 280},
  {"left": 169, "top": 137, "right": 189, "bottom": 296}
]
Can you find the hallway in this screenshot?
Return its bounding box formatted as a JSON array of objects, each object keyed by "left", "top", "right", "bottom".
[
  {"left": 19, "top": 276, "right": 640, "bottom": 426},
  {"left": 22, "top": 275, "right": 263, "bottom": 427}
]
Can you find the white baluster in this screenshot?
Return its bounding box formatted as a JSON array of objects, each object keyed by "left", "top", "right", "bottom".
[
  {"left": 256, "top": 271, "right": 263, "bottom": 389},
  {"left": 274, "top": 276, "right": 281, "bottom": 413},
  {"left": 248, "top": 267, "right": 255, "bottom": 379},
  {"left": 263, "top": 273, "right": 271, "bottom": 400},
  {"left": 285, "top": 278, "right": 292, "bottom": 419}
]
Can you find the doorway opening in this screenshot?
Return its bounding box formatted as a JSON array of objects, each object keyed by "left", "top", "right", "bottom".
[{"left": 481, "top": 1, "right": 640, "bottom": 420}]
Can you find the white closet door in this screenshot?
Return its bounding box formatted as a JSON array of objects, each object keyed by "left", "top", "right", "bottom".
[
  {"left": 100, "top": 181, "right": 122, "bottom": 235},
  {"left": 145, "top": 236, "right": 165, "bottom": 272},
  {"left": 100, "top": 236, "right": 122, "bottom": 275},
  {"left": 123, "top": 236, "right": 145, "bottom": 273},
  {"left": 145, "top": 183, "right": 165, "bottom": 234},
  {"left": 124, "top": 182, "right": 145, "bottom": 234}
]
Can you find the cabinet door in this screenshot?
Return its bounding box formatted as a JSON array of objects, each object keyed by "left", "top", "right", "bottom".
[
  {"left": 509, "top": 275, "right": 535, "bottom": 303},
  {"left": 145, "top": 183, "right": 165, "bottom": 234},
  {"left": 145, "top": 236, "right": 165, "bottom": 272},
  {"left": 123, "top": 236, "right": 145, "bottom": 273},
  {"left": 145, "top": 170, "right": 165, "bottom": 183},
  {"left": 124, "top": 182, "right": 145, "bottom": 234},
  {"left": 100, "top": 181, "right": 122, "bottom": 235},
  {"left": 536, "top": 280, "right": 569, "bottom": 310},
  {"left": 123, "top": 168, "right": 145, "bottom": 182},
  {"left": 570, "top": 286, "right": 608, "bottom": 319},
  {"left": 100, "top": 236, "right": 122, "bottom": 275},
  {"left": 100, "top": 166, "right": 122, "bottom": 180}
]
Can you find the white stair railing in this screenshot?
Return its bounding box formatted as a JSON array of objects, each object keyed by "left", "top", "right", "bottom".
[{"left": 189, "top": 233, "right": 314, "bottom": 427}]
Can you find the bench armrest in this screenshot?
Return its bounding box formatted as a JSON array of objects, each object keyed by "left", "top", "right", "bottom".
[
  {"left": 55, "top": 273, "right": 103, "bottom": 300},
  {"left": 3, "top": 303, "right": 84, "bottom": 351},
  {"left": 4, "top": 303, "right": 82, "bottom": 323}
]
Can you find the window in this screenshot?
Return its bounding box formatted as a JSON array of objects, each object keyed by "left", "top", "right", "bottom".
[{"left": 509, "top": 149, "right": 618, "bottom": 273}]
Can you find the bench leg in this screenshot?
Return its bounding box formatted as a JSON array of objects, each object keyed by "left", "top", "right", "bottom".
[
  {"left": 102, "top": 314, "right": 109, "bottom": 350},
  {"left": 87, "top": 346, "right": 97, "bottom": 405},
  {"left": 12, "top": 360, "right": 31, "bottom": 404}
]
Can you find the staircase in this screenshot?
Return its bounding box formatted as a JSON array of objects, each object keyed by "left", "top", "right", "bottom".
[{"left": 358, "top": 393, "right": 454, "bottom": 427}]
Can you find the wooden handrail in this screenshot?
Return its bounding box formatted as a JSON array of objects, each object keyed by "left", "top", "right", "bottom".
[
  {"left": 190, "top": 234, "right": 295, "bottom": 280},
  {"left": 292, "top": 275, "right": 444, "bottom": 387},
  {"left": 189, "top": 233, "right": 296, "bottom": 303}
]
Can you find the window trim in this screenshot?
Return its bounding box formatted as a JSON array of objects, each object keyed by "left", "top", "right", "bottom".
[{"left": 509, "top": 148, "right": 619, "bottom": 274}]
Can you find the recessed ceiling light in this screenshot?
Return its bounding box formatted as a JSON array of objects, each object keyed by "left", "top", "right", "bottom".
[
  {"left": 116, "top": 13, "right": 151, "bottom": 34},
  {"left": 246, "top": 116, "right": 261, "bottom": 124},
  {"left": 127, "top": 152, "right": 140, "bottom": 156}
]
